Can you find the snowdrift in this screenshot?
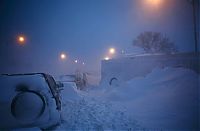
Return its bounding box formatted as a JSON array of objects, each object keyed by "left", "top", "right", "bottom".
[
  {"left": 99, "top": 67, "right": 199, "bottom": 130},
  {"left": 16, "top": 68, "right": 197, "bottom": 130}
]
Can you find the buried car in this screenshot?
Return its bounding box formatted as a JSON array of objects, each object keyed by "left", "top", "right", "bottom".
[{"left": 0, "top": 73, "right": 62, "bottom": 129}]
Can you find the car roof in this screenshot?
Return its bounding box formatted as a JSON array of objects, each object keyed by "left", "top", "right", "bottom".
[{"left": 1, "top": 73, "right": 48, "bottom": 76}]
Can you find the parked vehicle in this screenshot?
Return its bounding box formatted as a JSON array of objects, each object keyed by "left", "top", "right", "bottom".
[{"left": 0, "top": 73, "right": 62, "bottom": 129}]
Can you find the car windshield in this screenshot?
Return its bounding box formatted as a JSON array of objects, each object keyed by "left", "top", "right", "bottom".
[{"left": 0, "top": 0, "right": 199, "bottom": 130}]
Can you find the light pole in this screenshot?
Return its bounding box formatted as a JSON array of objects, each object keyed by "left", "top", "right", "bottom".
[{"left": 191, "top": 0, "right": 199, "bottom": 53}]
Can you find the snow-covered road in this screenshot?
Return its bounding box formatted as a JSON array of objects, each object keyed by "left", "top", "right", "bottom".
[
  {"left": 56, "top": 83, "right": 138, "bottom": 130},
  {"left": 56, "top": 67, "right": 199, "bottom": 130}
]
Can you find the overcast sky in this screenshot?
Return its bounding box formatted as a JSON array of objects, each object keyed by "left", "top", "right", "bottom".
[{"left": 0, "top": 0, "right": 198, "bottom": 75}]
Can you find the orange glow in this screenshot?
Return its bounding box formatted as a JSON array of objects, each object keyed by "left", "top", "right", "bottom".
[
  {"left": 146, "top": 0, "right": 162, "bottom": 6},
  {"left": 17, "top": 36, "right": 25, "bottom": 44},
  {"left": 60, "top": 53, "right": 66, "bottom": 60},
  {"left": 109, "top": 48, "right": 115, "bottom": 54},
  {"left": 19, "top": 37, "right": 24, "bottom": 42}
]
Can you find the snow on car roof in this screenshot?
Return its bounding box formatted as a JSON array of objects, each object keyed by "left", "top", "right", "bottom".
[{"left": 0, "top": 73, "right": 49, "bottom": 100}]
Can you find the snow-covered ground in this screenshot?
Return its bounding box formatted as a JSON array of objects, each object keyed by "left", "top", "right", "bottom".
[
  {"left": 54, "top": 67, "right": 198, "bottom": 130},
  {"left": 102, "top": 67, "right": 199, "bottom": 130},
  {"left": 56, "top": 82, "right": 139, "bottom": 130},
  {"left": 12, "top": 67, "right": 199, "bottom": 131}
]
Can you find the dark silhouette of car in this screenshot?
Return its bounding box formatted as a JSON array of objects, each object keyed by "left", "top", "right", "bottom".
[{"left": 0, "top": 73, "right": 62, "bottom": 130}]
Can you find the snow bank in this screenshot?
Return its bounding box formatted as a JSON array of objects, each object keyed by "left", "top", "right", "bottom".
[
  {"left": 99, "top": 67, "right": 199, "bottom": 130},
  {"left": 10, "top": 67, "right": 198, "bottom": 130},
  {"left": 101, "top": 53, "right": 199, "bottom": 85}
]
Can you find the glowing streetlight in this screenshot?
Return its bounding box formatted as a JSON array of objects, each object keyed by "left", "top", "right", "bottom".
[
  {"left": 109, "top": 48, "right": 116, "bottom": 55},
  {"left": 19, "top": 36, "right": 24, "bottom": 42},
  {"left": 17, "top": 35, "right": 25, "bottom": 45},
  {"left": 104, "top": 57, "right": 110, "bottom": 61},
  {"left": 146, "top": 0, "right": 162, "bottom": 6},
  {"left": 60, "top": 53, "right": 66, "bottom": 60},
  {"left": 143, "top": 0, "right": 163, "bottom": 10},
  {"left": 74, "top": 60, "right": 78, "bottom": 63}
]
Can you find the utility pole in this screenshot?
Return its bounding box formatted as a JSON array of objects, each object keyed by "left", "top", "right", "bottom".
[{"left": 192, "top": 0, "right": 199, "bottom": 53}]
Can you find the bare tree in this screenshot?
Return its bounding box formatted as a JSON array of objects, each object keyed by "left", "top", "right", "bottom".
[{"left": 133, "top": 32, "right": 178, "bottom": 54}]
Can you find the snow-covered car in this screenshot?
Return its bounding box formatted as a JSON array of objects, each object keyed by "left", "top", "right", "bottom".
[{"left": 0, "top": 73, "right": 62, "bottom": 129}]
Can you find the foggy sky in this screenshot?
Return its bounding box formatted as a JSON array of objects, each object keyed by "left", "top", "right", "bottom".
[{"left": 0, "top": 0, "right": 198, "bottom": 75}]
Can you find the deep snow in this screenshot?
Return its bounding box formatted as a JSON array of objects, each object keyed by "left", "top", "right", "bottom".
[
  {"left": 57, "top": 82, "right": 138, "bottom": 130},
  {"left": 11, "top": 67, "right": 199, "bottom": 131},
  {"left": 77, "top": 67, "right": 199, "bottom": 130}
]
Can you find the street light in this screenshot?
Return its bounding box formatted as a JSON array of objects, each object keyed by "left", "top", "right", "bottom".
[
  {"left": 60, "top": 53, "right": 66, "bottom": 60},
  {"left": 143, "top": 0, "right": 163, "bottom": 10},
  {"left": 17, "top": 35, "right": 25, "bottom": 45},
  {"left": 104, "top": 57, "right": 110, "bottom": 61},
  {"left": 74, "top": 60, "right": 78, "bottom": 63},
  {"left": 146, "top": 0, "right": 162, "bottom": 6},
  {"left": 109, "top": 48, "right": 116, "bottom": 55}
]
